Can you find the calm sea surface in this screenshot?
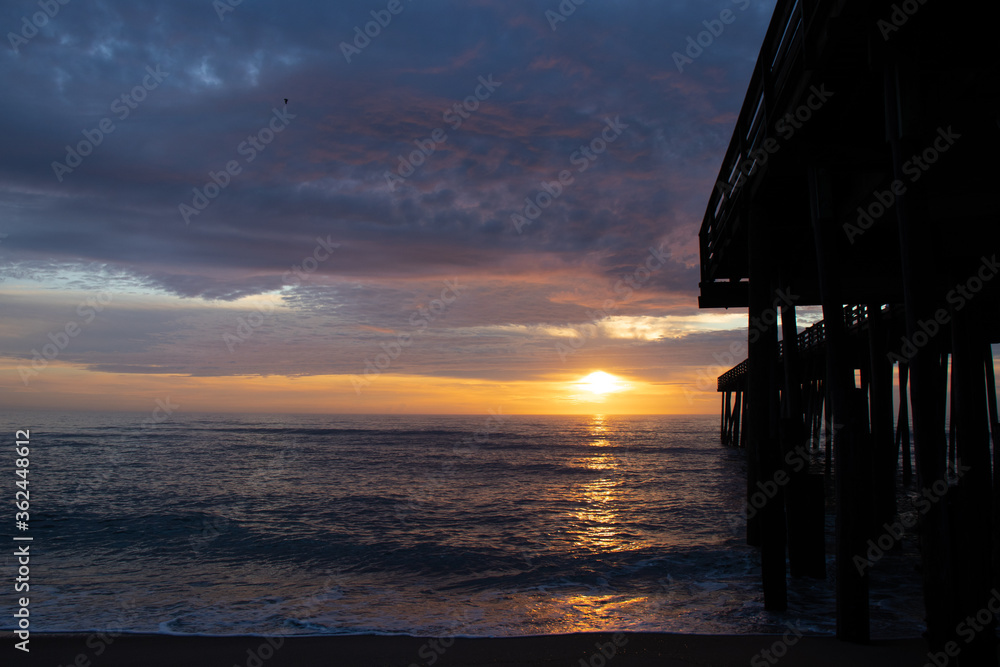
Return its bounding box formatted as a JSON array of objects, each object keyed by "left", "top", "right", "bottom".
[{"left": 1, "top": 412, "right": 925, "bottom": 637}]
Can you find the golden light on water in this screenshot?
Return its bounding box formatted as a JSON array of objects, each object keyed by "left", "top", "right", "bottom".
[
  {"left": 567, "top": 414, "right": 635, "bottom": 554},
  {"left": 590, "top": 413, "right": 608, "bottom": 437},
  {"left": 540, "top": 413, "right": 660, "bottom": 632}
]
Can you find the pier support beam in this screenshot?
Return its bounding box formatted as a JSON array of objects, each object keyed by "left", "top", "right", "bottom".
[
  {"left": 809, "top": 164, "right": 869, "bottom": 642},
  {"left": 781, "top": 301, "right": 826, "bottom": 579},
  {"left": 722, "top": 391, "right": 730, "bottom": 444},
  {"left": 896, "top": 362, "right": 912, "bottom": 483},
  {"left": 888, "top": 62, "right": 957, "bottom": 655},
  {"left": 747, "top": 208, "right": 786, "bottom": 610},
  {"left": 868, "top": 305, "right": 897, "bottom": 532},
  {"left": 986, "top": 346, "right": 1000, "bottom": 596},
  {"left": 951, "top": 309, "right": 996, "bottom": 665}
]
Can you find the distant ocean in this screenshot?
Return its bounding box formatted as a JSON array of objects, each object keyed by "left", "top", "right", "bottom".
[{"left": 1, "top": 412, "right": 926, "bottom": 638}]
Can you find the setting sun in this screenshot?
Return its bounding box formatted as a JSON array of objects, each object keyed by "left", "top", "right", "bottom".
[{"left": 578, "top": 371, "right": 628, "bottom": 395}]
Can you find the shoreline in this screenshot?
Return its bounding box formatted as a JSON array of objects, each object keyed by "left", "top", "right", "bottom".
[{"left": 2, "top": 631, "right": 944, "bottom": 666}]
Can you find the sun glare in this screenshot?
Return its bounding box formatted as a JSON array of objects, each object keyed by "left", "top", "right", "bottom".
[{"left": 579, "top": 371, "right": 627, "bottom": 395}]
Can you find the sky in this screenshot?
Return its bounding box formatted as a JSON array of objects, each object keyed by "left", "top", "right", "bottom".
[{"left": 0, "top": 0, "right": 799, "bottom": 415}]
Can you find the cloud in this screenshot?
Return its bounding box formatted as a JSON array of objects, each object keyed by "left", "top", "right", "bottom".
[{"left": 0, "top": 0, "right": 779, "bottom": 406}]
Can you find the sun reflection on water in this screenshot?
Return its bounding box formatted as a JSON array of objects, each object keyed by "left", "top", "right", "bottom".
[{"left": 567, "top": 415, "right": 632, "bottom": 553}]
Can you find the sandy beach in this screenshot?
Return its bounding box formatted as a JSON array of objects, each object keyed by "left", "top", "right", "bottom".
[{"left": 3, "top": 632, "right": 948, "bottom": 666}]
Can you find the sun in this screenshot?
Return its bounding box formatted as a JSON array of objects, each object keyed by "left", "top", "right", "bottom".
[{"left": 578, "top": 371, "right": 627, "bottom": 395}]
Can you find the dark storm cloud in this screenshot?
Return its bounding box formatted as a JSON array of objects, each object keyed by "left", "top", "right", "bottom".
[{"left": 1, "top": 0, "right": 775, "bottom": 384}]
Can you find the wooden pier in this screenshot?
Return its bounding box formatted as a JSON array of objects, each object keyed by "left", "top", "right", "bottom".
[{"left": 698, "top": 0, "right": 1000, "bottom": 660}]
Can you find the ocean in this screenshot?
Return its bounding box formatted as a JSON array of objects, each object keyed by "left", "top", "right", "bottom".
[{"left": 2, "top": 412, "right": 925, "bottom": 638}]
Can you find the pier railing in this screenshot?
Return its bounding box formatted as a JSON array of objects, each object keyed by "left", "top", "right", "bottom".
[
  {"left": 716, "top": 304, "right": 893, "bottom": 391},
  {"left": 700, "top": 0, "right": 857, "bottom": 295},
  {"left": 700, "top": 0, "right": 808, "bottom": 286}
]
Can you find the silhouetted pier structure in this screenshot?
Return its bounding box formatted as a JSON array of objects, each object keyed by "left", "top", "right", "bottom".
[{"left": 698, "top": 0, "right": 1000, "bottom": 660}]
